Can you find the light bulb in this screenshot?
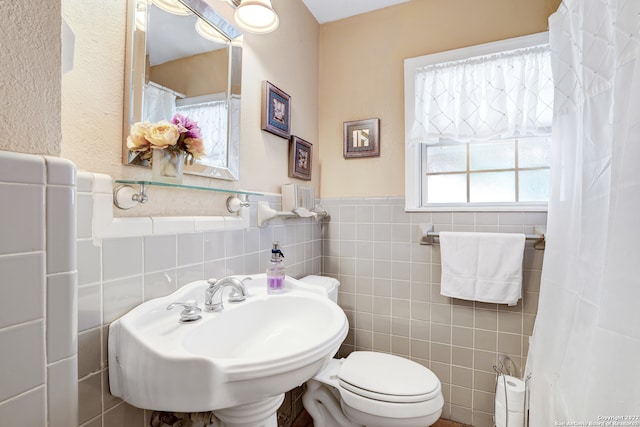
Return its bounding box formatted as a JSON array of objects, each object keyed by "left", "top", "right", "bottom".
[{"left": 234, "top": 0, "right": 279, "bottom": 34}]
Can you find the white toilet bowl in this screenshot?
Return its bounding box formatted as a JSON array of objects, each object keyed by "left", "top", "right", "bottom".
[{"left": 299, "top": 276, "right": 444, "bottom": 427}]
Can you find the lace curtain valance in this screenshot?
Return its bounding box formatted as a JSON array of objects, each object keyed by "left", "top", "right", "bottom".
[
  {"left": 176, "top": 99, "right": 228, "bottom": 167},
  {"left": 409, "top": 44, "right": 554, "bottom": 144}
]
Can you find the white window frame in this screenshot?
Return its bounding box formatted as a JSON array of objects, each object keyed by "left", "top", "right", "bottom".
[{"left": 404, "top": 32, "right": 550, "bottom": 212}]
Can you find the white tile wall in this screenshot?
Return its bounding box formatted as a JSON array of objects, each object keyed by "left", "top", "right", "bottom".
[
  {"left": 77, "top": 240, "right": 101, "bottom": 286},
  {"left": 0, "top": 151, "right": 46, "bottom": 184},
  {"left": 75, "top": 182, "right": 322, "bottom": 426},
  {"left": 143, "top": 270, "right": 177, "bottom": 301},
  {"left": 144, "top": 235, "right": 177, "bottom": 272},
  {"left": 46, "top": 186, "right": 76, "bottom": 273},
  {"left": 0, "top": 184, "right": 45, "bottom": 255},
  {"left": 78, "top": 284, "right": 101, "bottom": 332},
  {"left": 0, "top": 151, "right": 545, "bottom": 427},
  {"left": 178, "top": 233, "right": 204, "bottom": 265},
  {"left": 0, "top": 253, "right": 45, "bottom": 329},
  {"left": 1, "top": 152, "right": 512, "bottom": 427},
  {"left": 0, "top": 387, "right": 46, "bottom": 425},
  {"left": 102, "top": 276, "right": 144, "bottom": 324},
  {"left": 102, "top": 237, "right": 143, "bottom": 281},
  {"left": 48, "top": 356, "right": 79, "bottom": 427},
  {"left": 0, "top": 151, "right": 78, "bottom": 427},
  {"left": 47, "top": 272, "right": 78, "bottom": 363},
  {"left": 322, "top": 197, "right": 546, "bottom": 427},
  {"left": 0, "top": 321, "right": 46, "bottom": 401}
]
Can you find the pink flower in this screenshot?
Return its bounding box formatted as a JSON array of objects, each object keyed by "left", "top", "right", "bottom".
[
  {"left": 127, "top": 114, "right": 206, "bottom": 165},
  {"left": 173, "top": 113, "right": 202, "bottom": 139},
  {"left": 185, "top": 138, "right": 205, "bottom": 160}
]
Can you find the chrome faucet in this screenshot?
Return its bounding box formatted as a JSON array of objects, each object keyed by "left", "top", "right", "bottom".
[
  {"left": 166, "top": 299, "right": 202, "bottom": 323},
  {"left": 204, "top": 276, "right": 250, "bottom": 312}
]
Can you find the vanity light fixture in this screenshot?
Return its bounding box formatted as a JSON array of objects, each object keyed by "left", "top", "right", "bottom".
[
  {"left": 151, "top": 0, "right": 192, "bottom": 16},
  {"left": 234, "top": 0, "right": 279, "bottom": 34},
  {"left": 195, "top": 18, "right": 229, "bottom": 44}
]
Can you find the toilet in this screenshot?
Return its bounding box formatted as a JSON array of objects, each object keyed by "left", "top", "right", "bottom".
[{"left": 299, "top": 275, "right": 444, "bottom": 427}]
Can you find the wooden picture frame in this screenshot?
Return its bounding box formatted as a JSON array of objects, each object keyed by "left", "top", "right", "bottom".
[
  {"left": 261, "top": 81, "right": 291, "bottom": 139},
  {"left": 289, "top": 136, "right": 312, "bottom": 181},
  {"left": 343, "top": 118, "right": 380, "bottom": 158}
]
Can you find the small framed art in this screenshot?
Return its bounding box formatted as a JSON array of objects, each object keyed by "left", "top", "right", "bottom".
[
  {"left": 261, "top": 81, "right": 291, "bottom": 139},
  {"left": 289, "top": 136, "right": 312, "bottom": 181},
  {"left": 343, "top": 118, "right": 380, "bottom": 158}
]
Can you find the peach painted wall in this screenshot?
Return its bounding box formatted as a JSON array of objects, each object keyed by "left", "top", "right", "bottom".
[
  {"left": 0, "top": 0, "right": 61, "bottom": 156},
  {"left": 150, "top": 49, "right": 229, "bottom": 97},
  {"left": 61, "top": 0, "right": 319, "bottom": 217},
  {"left": 317, "top": 0, "right": 560, "bottom": 198},
  {"left": 7, "top": 0, "right": 557, "bottom": 206}
]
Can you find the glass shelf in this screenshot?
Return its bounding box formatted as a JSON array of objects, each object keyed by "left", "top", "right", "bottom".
[{"left": 114, "top": 180, "right": 264, "bottom": 197}]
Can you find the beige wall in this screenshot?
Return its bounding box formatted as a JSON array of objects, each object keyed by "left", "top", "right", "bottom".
[
  {"left": 150, "top": 49, "right": 229, "bottom": 97},
  {"left": 61, "top": 0, "right": 127, "bottom": 184},
  {"left": 60, "top": 0, "right": 319, "bottom": 216},
  {"left": 0, "top": 0, "right": 61, "bottom": 156},
  {"left": 239, "top": 0, "right": 320, "bottom": 194},
  {"left": 318, "top": 0, "right": 560, "bottom": 198},
  {"left": 4, "top": 0, "right": 558, "bottom": 209}
]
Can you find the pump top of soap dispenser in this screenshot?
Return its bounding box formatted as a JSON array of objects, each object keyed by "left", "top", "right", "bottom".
[{"left": 271, "top": 242, "right": 284, "bottom": 262}]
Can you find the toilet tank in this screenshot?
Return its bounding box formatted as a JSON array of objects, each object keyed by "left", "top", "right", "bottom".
[{"left": 298, "top": 275, "right": 340, "bottom": 304}]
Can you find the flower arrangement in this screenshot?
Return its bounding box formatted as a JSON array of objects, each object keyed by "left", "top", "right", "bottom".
[{"left": 127, "top": 113, "right": 206, "bottom": 164}]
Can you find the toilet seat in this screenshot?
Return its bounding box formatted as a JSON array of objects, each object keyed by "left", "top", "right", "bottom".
[
  {"left": 339, "top": 381, "right": 440, "bottom": 403},
  {"left": 338, "top": 352, "right": 440, "bottom": 403},
  {"left": 336, "top": 352, "right": 443, "bottom": 420}
]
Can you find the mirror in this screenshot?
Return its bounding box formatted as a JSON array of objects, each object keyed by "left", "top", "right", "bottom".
[{"left": 123, "top": 0, "right": 242, "bottom": 180}]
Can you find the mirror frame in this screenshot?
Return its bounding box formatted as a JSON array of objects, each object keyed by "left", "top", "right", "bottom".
[{"left": 122, "top": 0, "right": 243, "bottom": 181}]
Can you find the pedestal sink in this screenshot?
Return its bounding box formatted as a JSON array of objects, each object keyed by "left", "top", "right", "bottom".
[{"left": 108, "top": 273, "right": 348, "bottom": 427}]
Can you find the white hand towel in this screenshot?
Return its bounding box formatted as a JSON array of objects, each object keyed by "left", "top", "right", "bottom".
[{"left": 439, "top": 232, "right": 525, "bottom": 305}]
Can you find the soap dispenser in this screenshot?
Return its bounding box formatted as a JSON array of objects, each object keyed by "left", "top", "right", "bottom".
[{"left": 266, "top": 241, "right": 285, "bottom": 293}]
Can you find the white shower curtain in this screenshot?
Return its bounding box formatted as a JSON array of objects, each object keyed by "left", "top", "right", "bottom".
[
  {"left": 527, "top": 0, "right": 640, "bottom": 423},
  {"left": 143, "top": 84, "right": 177, "bottom": 123}
]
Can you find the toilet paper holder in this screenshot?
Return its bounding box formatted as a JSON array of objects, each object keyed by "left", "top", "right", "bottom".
[
  {"left": 494, "top": 355, "right": 527, "bottom": 427},
  {"left": 494, "top": 354, "right": 519, "bottom": 379}
]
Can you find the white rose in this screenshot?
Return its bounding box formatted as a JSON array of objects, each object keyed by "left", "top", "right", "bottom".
[{"left": 146, "top": 121, "right": 180, "bottom": 149}]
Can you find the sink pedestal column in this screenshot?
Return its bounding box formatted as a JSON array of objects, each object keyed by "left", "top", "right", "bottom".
[{"left": 214, "top": 394, "right": 284, "bottom": 427}]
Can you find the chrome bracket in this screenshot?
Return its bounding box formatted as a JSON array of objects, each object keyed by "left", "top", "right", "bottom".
[{"left": 113, "top": 184, "right": 148, "bottom": 210}]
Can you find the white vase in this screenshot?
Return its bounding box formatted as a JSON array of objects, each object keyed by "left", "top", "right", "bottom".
[{"left": 151, "top": 149, "right": 184, "bottom": 184}]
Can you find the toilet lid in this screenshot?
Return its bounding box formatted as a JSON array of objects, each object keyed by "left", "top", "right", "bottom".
[{"left": 338, "top": 352, "right": 440, "bottom": 403}]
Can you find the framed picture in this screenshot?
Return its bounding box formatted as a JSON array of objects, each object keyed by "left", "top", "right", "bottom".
[
  {"left": 261, "top": 81, "right": 291, "bottom": 139},
  {"left": 343, "top": 118, "right": 380, "bottom": 158},
  {"left": 289, "top": 136, "right": 312, "bottom": 181}
]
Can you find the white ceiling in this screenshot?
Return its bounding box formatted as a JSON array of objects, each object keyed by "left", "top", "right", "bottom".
[
  {"left": 301, "top": 0, "right": 411, "bottom": 24},
  {"left": 147, "top": 0, "right": 411, "bottom": 66},
  {"left": 147, "top": 4, "right": 227, "bottom": 66}
]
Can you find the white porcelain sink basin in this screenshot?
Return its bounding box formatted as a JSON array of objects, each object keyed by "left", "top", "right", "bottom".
[{"left": 108, "top": 274, "right": 348, "bottom": 413}]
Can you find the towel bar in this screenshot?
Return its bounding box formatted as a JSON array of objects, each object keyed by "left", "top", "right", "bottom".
[{"left": 420, "top": 230, "right": 545, "bottom": 250}]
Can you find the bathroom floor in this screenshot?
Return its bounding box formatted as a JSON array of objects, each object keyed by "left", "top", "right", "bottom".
[{"left": 291, "top": 410, "right": 472, "bottom": 427}]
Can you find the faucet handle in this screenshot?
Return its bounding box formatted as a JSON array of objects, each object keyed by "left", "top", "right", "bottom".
[
  {"left": 207, "top": 278, "right": 218, "bottom": 286},
  {"left": 166, "top": 299, "right": 202, "bottom": 323},
  {"left": 229, "top": 277, "right": 251, "bottom": 303}
]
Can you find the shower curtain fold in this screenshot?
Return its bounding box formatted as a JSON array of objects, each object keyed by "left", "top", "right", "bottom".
[{"left": 526, "top": 0, "right": 640, "bottom": 424}]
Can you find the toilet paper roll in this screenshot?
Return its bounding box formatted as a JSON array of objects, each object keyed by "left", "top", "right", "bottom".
[
  {"left": 495, "top": 375, "right": 525, "bottom": 412},
  {"left": 494, "top": 400, "right": 525, "bottom": 427}
]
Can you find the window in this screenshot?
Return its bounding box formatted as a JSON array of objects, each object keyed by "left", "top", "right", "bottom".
[
  {"left": 422, "top": 137, "right": 550, "bottom": 204},
  {"left": 404, "top": 33, "right": 552, "bottom": 211},
  {"left": 176, "top": 93, "right": 230, "bottom": 168}
]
